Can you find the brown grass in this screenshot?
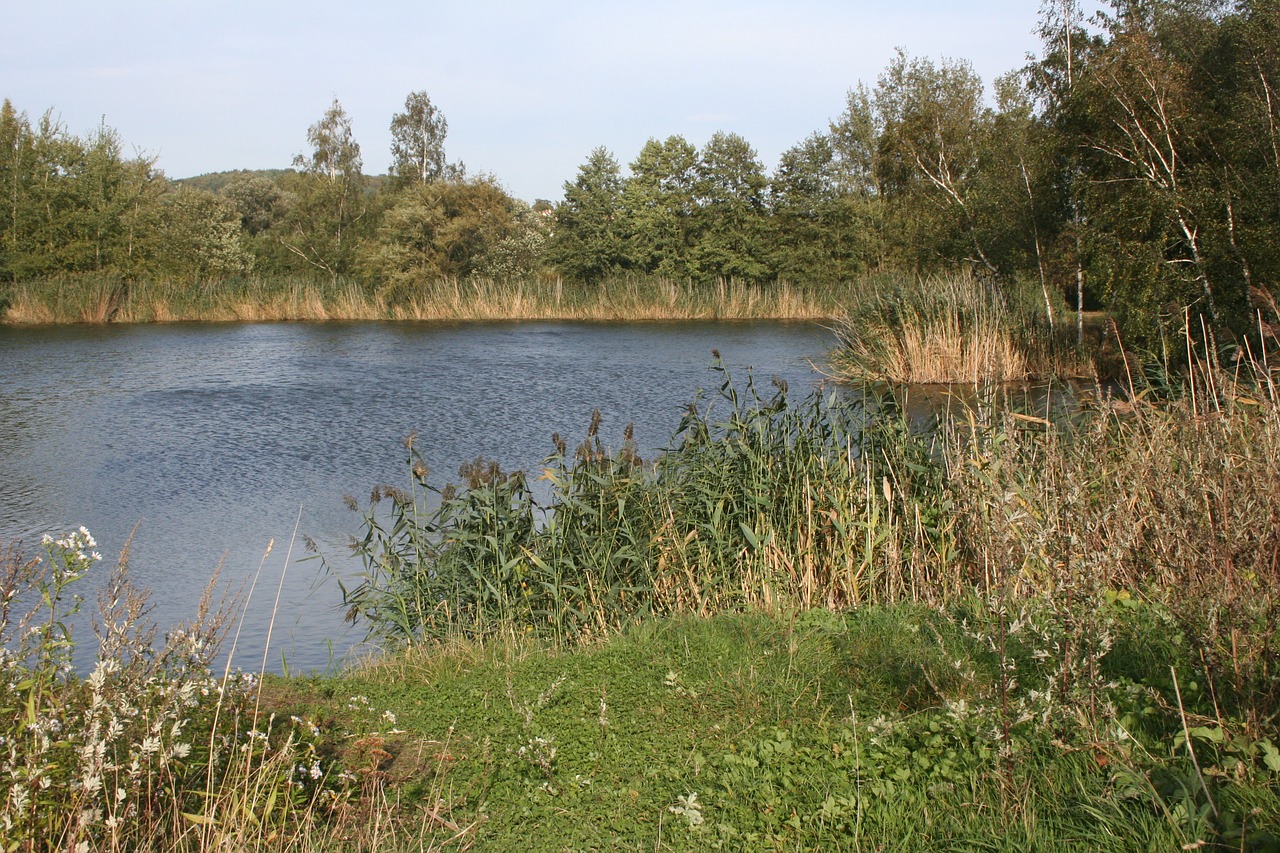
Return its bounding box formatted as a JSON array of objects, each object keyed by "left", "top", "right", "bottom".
[
  {"left": 831, "top": 273, "right": 1095, "bottom": 383},
  {"left": 1, "top": 275, "right": 851, "bottom": 325}
]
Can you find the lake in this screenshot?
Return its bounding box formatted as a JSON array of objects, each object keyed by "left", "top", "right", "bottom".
[{"left": 0, "top": 320, "right": 835, "bottom": 672}]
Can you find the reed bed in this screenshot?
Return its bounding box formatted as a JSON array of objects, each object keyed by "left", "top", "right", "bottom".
[
  {"left": 1, "top": 274, "right": 850, "bottom": 324},
  {"left": 831, "top": 272, "right": 1094, "bottom": 383},
  {"left": 344, "top": 338, "right": 1280, "bottom": 717}
]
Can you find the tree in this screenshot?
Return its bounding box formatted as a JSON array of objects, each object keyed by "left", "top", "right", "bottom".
[
  {"left": 219, "top": 174, "right": 294, "bottom": 273},
  {"left": 769, "top": 131, "right": 873, "bottom": 282},
  {"left": 472, "top": 201, "right": 550, "bottom": 281},
  {"left": 828, "top": 86, "right": 892, "bottom": 269},
  {"left": 874, "top": 50, "right": 994, "bottom": 273},
  {"left": 0, "top": 100, "right": 32, "bottom": 281},
  {"left": 284, "top": 98, "right": 367, "bottom": 278},
  {"left": 980, "top": 73, "right": 1062, "bottom": 329},
  {"left": 77, "top": 122, "right": 165, "bottom": 276},
  {"left": 691, "top": 131, "right": 770, "bottom": 282},
  {"left": 294, "top": 98, "right": 362, "bottom": 182},
  {"left": 358, "top": 177, "right": 519, "bottom": 289},
  {"left": 1030, "top": 0, "right": 1098, "bottom": 344},
  {"left": 546, "top": 147, "right": 629, "bottom": 283},
  {"left": 389, "top": 91, "right": 451, "bottom": 187},
  {"left": 149, "top": 186, "right": 251, "bottom": 279},
  {"left": 622, "top": 135, "right": 699, "bottom": 278}
]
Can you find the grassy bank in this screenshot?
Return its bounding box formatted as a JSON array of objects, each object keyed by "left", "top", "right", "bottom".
[
  {"left": 301, "top": 600, "right": 1280, "bottom": 850},
  {"left": 0, "top": 274, "right": 850, "bottom": 324},
  {"left": 4, "top": 339, "right": 1279, "bottom": 848}
]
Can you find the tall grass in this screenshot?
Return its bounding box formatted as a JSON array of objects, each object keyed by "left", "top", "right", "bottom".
[
  {"left": 344, "top": 333, "right": 1280, "bottom": 720},
  {"left": 0, "top": 273, "right": 850, "bottom": 324},
  {"left": 337, "top": 364, "right": 951, "bottom": 646},
  {"left": 0, "top": 530, "right": 445, "bottom": 852},
  {"left": 831, "top": 271, "right": 1095, "bottom": 383}
]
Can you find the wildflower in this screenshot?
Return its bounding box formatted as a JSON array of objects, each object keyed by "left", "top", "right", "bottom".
[{"left": 669, "top": 792, "right": 704, "bottom": 826}]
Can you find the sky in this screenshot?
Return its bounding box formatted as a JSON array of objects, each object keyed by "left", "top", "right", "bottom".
[{"left": 1, "top": 1, "right": 1104, "bottom": 204}]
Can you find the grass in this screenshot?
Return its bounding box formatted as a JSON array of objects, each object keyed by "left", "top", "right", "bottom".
[
  {"left": 289, "top": 599, "right": 1280, "bottom": 850},
  {"left": 830, "top": 272, "right": 1098, "bottom": 383},
  {"left": 0, "top": 273, "right": 852, "bottom": 324}
]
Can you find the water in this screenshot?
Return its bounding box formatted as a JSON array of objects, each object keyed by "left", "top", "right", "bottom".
[{"left": 0, "top": 320, "right": 834, "bottom": 672}]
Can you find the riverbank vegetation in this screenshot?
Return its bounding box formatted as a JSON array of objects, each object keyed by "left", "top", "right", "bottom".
[
  {"left": 829, "top": 272, "right": 1100, "bottom": 383},
  {"left": 4, "top": 0, "right": 1279, "bottom": 376},
  {"left": 0, "top": 273, "right": 850, "bottom": 324},
  {"left": 6, "top": 342, "right": 1279, "bottom": 849}
]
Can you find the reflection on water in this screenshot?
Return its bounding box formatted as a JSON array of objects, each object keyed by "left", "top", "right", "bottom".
[{"left": 0, "top": 321, "right": 834, "bottom": 672}]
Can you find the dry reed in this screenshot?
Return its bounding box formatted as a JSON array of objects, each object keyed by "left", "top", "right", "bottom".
[
  {"left": 2, "top": 274, "right": 852, "bottom": 325},
  {"left": 832, "top": 272, "right": 1094, "bottom": 383}
]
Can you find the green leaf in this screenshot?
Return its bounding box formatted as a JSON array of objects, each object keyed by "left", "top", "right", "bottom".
[
  {"left": 1188, "top": 725, "right": 1223, "bottom": 744},
  {"left": 1261, "top": 739, "right": 1280, "bottom": 773}
]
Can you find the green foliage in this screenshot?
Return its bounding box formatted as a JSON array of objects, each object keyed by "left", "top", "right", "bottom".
[
  {"left": 282, "top": 99, "right": 368, "bottom": 279},
  {"left": 768, "top": 132, "right": 874, "bottom": 283},
  {"left": 151, "top": 186, "right": 253, "bottom": 278},
  {"left": 689, "top": 132, "right": 771, "bottom": 282},
  {"left": 357, "top": 178, "right": 523, "bottom": 291},
  {"left": 621, "top": 136, "right": 699, "bottom": 280},
  {"left": 546, "top": 147, "right": 629, "bottom": 284},
  {"left": 311, "top": 596, "right": 1280, "bottom": 850},
  {"left": 873, "top": 50, "right": 993, "bottom": 271},
  {"left": 0, "top": 100, "right": 259, "bottom": 289},
  {"left": 388, "top": 90, "right": 451, "bottom": 187}
]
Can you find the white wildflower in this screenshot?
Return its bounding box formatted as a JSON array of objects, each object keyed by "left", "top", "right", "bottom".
[{"left": 669, "top": 792, "right": 704, "bottom": 826}]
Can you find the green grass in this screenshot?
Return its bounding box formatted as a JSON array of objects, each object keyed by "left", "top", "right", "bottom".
[{"left": 284, "top": 601, "right": 1280, "bottom": 851}]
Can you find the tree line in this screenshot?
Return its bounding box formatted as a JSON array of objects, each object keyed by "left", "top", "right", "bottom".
[
  {"left": 0, "top": 90, "right": 548, "bottom": 293},
  {"left": 551, "top": 0, "right": 1280, "bottom": 348},
  {"left": 2, "top": 0, "right": 1278, "bottom": 346}
]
